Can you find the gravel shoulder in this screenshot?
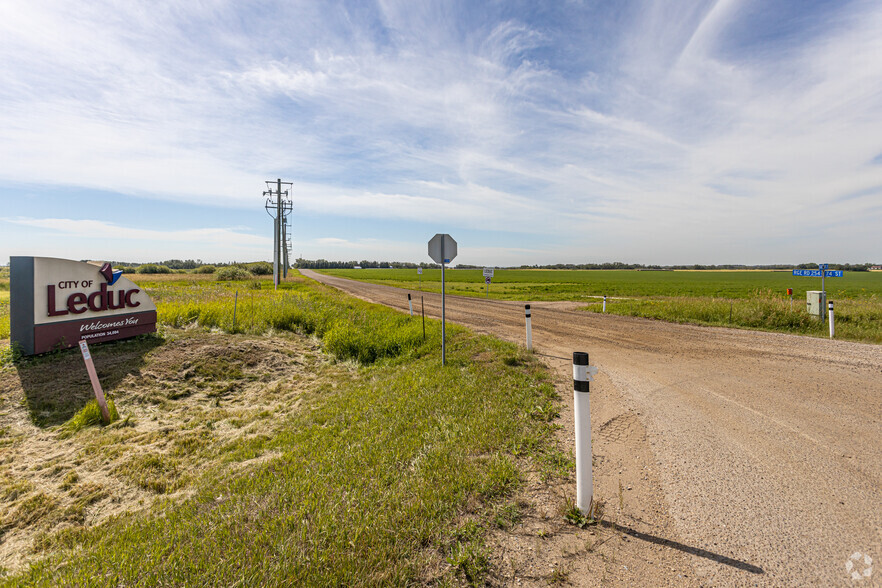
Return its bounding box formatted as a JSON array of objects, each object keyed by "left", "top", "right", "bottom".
[{"left": 303, "top": 270, "right": 882, "bottom": 587}]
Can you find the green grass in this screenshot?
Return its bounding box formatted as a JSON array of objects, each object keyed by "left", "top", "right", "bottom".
[
  {"left": 321, "top": 268, "right": 882, "bottom": 300},
  {"left": 2, "top": 272, "right": 564, "bottom": 586},
  {"left": 58, "top": 400, "right": 120, "bottom": 438},
  {"left": 149, "top": 277, "right": 433, "bottom": 364},
  {"left": 0, "top": 291, "right": 8, "bottom": 339},
  {"left": 581, "top": 291, "right": 882, "bottom": 342},
  {"left": 319, "top": 269, "right": 882, "bottom": 343}
]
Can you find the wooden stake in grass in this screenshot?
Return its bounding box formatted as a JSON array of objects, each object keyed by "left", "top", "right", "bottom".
[
  {"left": 78, "top": 340, "right": 111, "bottom": 424},
  {"left": 233, "top": 290, "right": 238, "bottom": 331}
]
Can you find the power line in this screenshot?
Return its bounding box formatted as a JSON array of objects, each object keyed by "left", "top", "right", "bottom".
[{"left": 263, "top": 178, "right": 293, "bottom": 289}]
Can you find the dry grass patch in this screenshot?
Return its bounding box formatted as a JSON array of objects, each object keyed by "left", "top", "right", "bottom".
[{"left": 0, "top": 329, "right": 345, "bottom": 573}]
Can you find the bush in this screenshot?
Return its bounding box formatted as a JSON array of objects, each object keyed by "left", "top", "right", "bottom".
[
  {"left": 138, "top": 264, "right": 172, "bottom": 274},
  {"left": 249, "top": 262, "right": 273, "bottom": 276},
  {"left": 193, "top": 265, "right": 216, "bottom": 274},
  {"left": 216, "top": 267, "right": 254, "bottom": 281}
]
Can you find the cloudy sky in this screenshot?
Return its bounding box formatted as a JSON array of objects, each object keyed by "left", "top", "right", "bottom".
[{"left": 1, "top": 0, "right": 880, "bottom": 266}]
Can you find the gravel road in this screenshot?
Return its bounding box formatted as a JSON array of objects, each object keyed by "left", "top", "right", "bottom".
[{"left": 302, "top": 270, "right": 882, "bottom": 586}]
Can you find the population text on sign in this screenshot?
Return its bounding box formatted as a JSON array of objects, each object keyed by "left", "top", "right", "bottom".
[{"left": 792, "top": 270, "right": 843, "bottom": 277}]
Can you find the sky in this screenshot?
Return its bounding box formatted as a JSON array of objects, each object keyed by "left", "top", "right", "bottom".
[{"left": 1, "top": 0, "right": 881, "bottom": 267}]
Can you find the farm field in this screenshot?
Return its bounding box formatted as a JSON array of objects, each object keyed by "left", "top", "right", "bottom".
[
  {"left": 0, "top": 273, "right": 570, "bottom": 585},
  {"left": 320, "top": 269, "right": 882, "bottom": 343}
]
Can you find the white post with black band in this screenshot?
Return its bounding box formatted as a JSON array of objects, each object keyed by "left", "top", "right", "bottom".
[
  {"left": 408, "top": 293, "right": 413, "bottom": 316},
  {"left": 602, "top": 295, "right": 607, "bottom": 313},
  {"left": 828, "top": 301, "right": 834, "bottom": 339},
  {"left": 573, "top": 351, "right": 597, "bottom": 513},
  {"left": 525, "top": 304, "right": 532, "bottom": 351}
]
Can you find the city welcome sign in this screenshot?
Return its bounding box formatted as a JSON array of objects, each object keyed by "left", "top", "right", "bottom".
[{"left": 10, "top": 257, "right": 157, "bottom": 355}]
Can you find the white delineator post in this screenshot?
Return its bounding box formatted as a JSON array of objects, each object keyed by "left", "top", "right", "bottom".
[
  {"left": 524, "top": 304, "right": 533, "bottom": 351},
  {"left": 828, "top": 301, "right": 835, "bottom": 338},
  {"left": 78, "top": 340, "right": 111, "bottom": 424},
  {"left": 408, "top": 293, "right": 413, "bottom": 316},
  {"left": 602, "top": 295, "right": 607, "bottom": 313},
  {"left": 573, "top": 351, "right": 596, "bottom": 513}
]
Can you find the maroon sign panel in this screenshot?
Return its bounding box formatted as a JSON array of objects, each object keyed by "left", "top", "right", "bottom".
[{"left": 10, "top": 257, "right": 157, "bottom": 355}]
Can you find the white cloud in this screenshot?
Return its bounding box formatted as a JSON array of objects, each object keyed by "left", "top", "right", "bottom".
[
  {"left": 4, "top": 217, "right": 268, "bottom": 246},
  {"left": 1, "top": 0, "right": 881, "bottom": 264}
]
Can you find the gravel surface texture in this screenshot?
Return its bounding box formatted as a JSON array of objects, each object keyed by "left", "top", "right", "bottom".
[{"left": 303, "top": 270, "right": 882, "bottom": 587}]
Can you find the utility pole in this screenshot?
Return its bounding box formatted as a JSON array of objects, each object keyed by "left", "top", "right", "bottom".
[{"left": 264, "top": 179, "right": 293, "bottom": 289}]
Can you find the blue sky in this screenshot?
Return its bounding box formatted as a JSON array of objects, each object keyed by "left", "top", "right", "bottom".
[{"left": 1, "top": 0, "right": 880, "bottom": 266}]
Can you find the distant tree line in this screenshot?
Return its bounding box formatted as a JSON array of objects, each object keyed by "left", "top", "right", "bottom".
[
  {"left": 76, "top": 259, "right": 876, "bottom": 272},
  {"left": 294, "top": 259, "right": 440, "bottom": 269}
]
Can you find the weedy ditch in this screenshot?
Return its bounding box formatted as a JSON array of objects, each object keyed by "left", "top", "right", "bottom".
[
  {"left": 0, "top": 272, "right": 565, "bottom": 585},
  {"left": 579, "top": 291, "right": 882, "bottom": 343}
]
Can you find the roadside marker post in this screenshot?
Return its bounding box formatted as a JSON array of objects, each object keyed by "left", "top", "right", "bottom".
[
  {"left": 78, "top": 340, "right": 111, "bottom": 424},
  {"left": 428, "top": 234, "right": 457, "bottom": 366},
  {"left": 483, "top": 268, "right": 494, "bottom": 298},
  {"left": 602, "top": 295, "right": 607, "bottom": 313},
  {"left": 418, "top": 267, "right": 422, "bottom": 290},
  {"left": 408, "top": 293, "right": 413, "bottom": 316},
  {"left": 787, "top": 288, "right": 793, "bottom": 311},
  {"left": 525, "top": 305, "right": 533, "bottom": 351},
  {"left": 421, "top": 296, "right": 426, "bottom": 341},
  {"left": 573, "top": 352, "right": 598, "bottom": 513},
  {"left": 829, "top": 301, "right": 835, "bottom": 338}
]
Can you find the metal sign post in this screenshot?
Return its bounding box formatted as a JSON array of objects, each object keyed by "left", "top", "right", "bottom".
[
  {"left": 483, "top": 268, "right": 494, "bottom": 298},
  {"left": 428, "top": 234, "right": 457, "bottom": 366},
  {"left": 417, "top": 267, "right": 422, "bottom": 290},
  {"left": 792, "top": 265, "right": 843, "bottom": 322}
]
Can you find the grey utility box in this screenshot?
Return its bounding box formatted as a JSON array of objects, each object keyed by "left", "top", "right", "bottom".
[{"left": 806, "top": 291, "right": 826, "bottom": 317}]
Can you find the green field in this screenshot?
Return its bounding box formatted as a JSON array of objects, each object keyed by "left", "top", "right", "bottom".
[
  {"left": 0, "top": 272, "right": 567, "bottom": 585},
  {"left": 319, "top": 269, "right": 882, "bottom": 343}
]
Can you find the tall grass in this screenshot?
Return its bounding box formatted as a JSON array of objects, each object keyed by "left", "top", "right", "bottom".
[
  {"left": 152, "top": 279, "right": 434, "bottom": 364},
  {"left": 0, "top": 290, "right": 9, "bottom": 339},
  {"left": 7, "top": 277, "right": 563, "bottom": 586},
  {"left": 582, "top": 290, "right": 882, "bottom": 343}
]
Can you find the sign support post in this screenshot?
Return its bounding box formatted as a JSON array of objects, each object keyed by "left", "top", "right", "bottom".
[
  {"left": 79, "top": 340, "right": 111, "bottom": 424},
  {"left": 441, "top": 243, "right": 446, "bottom": 365},
  {"left": 428, "top": 234, "right": 457, "bottom": 367},
  {"left": 792, "top": 266, "right": 842, "bottom": 321}
]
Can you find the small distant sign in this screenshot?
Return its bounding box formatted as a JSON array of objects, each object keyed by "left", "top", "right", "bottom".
[
  {"left": 818, "top": 264, "right": 829, "bottom": 270},
  {"left": 793, "top": 269, "right": 843, "bottom": 277},
  {"left": 417, "top": 267, "right": 422, "bottom": 275},
  {"left": 485, "top": 276, "right": 491, "bottom": 285},
  {"left": 483, "top": 268, "right": 494, "bottom": 278}
]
